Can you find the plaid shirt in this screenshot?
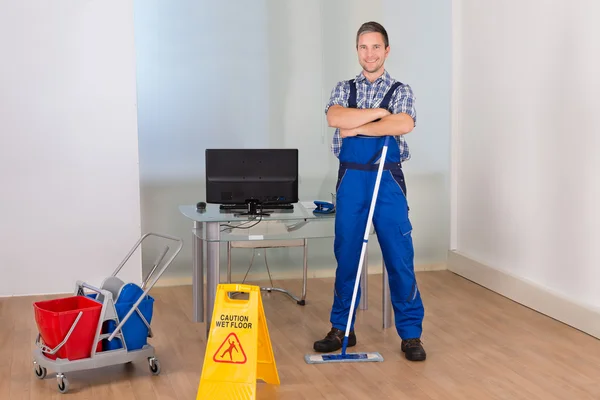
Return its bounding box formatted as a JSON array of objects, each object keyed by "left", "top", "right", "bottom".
[{"left": 325, "top": 70, "right": 416, "bottom": 161}]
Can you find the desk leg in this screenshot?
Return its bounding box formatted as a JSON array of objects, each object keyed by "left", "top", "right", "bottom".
[
  {"left": 192, "top": 221, "right": 204, "bottom": 323},
  {"left": 359, "top": 246, "right": 368, "bottom": 310},
  {"left": 301, "top": 238, "right": 307, "bottom": 305},
  {"left": 205, "top": 222, "right": 220, "bottom": 337},
  {"left": 383, "top": 260, "right": 392, "bottom": 329}
]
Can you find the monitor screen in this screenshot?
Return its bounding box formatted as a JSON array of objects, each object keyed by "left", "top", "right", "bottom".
[{"left": 205, "top": 149, "right": 298, "bottom": 206}]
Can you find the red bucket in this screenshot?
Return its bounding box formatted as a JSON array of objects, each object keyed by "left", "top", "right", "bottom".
[{"left": 33, "top": 296, "right": 102, "bottom": 361}]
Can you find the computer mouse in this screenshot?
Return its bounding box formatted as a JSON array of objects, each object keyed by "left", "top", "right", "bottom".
[{"left": 196, "top": 201, "right": 206, "bottom": 212}]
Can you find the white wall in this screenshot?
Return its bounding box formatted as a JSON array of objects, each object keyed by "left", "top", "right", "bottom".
[
  {"left": 134, "top": 0, "right": 452, "bottom": 281},
  {"left": 451, "top": 0, "right": 600, "bottom": 310},
  {"left": 0, "top": 0, "right": 142, "bottom": 296}
]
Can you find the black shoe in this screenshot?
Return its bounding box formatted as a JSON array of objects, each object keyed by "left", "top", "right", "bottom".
[
  {"left": 401, "top": 338, "right": 426, "bottom": 361},
  {"left": 313, "top": 327, "right": 356, "bottom": 353}
]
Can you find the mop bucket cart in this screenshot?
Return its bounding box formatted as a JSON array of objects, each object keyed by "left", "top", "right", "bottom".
[{"left": 32, "top": 232, "right": 183, "bottom": 394}]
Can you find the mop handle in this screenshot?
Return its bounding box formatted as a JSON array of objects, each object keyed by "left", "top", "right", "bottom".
[{"left": 342, "top": 136, "right": 390, "bottom": 354}]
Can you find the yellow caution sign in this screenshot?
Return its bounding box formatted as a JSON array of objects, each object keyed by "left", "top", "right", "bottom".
[{"left": 197, "top": 284, "right": 279, "bottom": 400}]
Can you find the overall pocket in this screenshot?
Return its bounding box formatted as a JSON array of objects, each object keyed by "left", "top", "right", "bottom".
[
  {"left": 336, "top": 167, "right": 348, "bottom": 193},
  {"left": 398, "top": 218, "right": 416, "bottom": 302},
  {"left": 388, "top": 167, "right": 410, "bottom": 213},
  {"left": 389, "top": 168, "right": 407, "bottom": 198}
]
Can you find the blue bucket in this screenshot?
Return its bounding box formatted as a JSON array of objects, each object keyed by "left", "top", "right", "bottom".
[{"left": 101, "top": 283, "right": 154, "bottom": 351}]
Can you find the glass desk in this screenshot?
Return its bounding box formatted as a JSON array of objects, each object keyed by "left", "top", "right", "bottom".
[{"left": 178, "top": 203, "right": 393, "bottom": 337}]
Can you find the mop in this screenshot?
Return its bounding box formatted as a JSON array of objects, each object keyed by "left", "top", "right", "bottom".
[{"left": 304, "top": 136, "right": 391, "bottom": 365}]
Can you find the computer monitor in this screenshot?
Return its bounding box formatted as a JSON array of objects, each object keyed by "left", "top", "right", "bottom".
[{"left": 205, "top": 148, "right": 298, "bottom": 216}]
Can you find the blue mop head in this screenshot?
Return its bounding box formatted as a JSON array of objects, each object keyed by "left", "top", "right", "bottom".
[
  {"left": 304, "top": 351, "right": 384, "bottom": 364},
  {"left": 305, "top": 336, "right": 384, "bottom": 364}
]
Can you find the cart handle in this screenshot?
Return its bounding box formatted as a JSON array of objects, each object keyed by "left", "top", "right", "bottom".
[
  {"left": 142, "top": 245, "right": 169, "bottom": 290},
  {"left": 107, "top": 233, "right": 183, "bottom": 342},
  {"left": 111, "top": 232, "right": 183, "bottom": 279},
  {"left": 35, "top": 312, "right": 83, "bottom": 355}
]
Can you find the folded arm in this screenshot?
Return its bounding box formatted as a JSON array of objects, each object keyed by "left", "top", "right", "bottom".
[
  {"left": 341, "top": 113, "right": 415, "bottom": 137},
  {"left": 326, "top": 105, "right": 390, "bottom": 129},
  {"left": 340, "top": 83, "right": 417, "bottom": 138}
]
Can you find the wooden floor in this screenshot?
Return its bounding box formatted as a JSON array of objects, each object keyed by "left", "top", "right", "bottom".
[{"left": 2, "top": 270, "right": 600, "bottom": 399}]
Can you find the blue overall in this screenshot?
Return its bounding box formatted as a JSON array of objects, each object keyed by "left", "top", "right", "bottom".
[{"left": 330, "top": 80, "right": 424, "bottom": 340}]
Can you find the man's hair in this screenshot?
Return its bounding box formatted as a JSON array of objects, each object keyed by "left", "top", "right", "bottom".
[{"left": 356, "top": 21, "right": 389, "bottom": 48}]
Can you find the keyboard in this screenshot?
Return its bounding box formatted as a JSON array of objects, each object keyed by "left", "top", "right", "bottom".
[{"left": 219, "top": 203, "right": 294, "bottom": 211}]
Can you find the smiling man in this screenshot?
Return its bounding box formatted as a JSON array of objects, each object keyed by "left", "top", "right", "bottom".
[{"left": 313, "top": 21, "right": 426, "bottom": 362}]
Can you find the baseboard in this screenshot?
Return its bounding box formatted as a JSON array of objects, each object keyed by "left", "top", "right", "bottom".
[
  {"left": 154, "top": 262, "right": 446, "bottom": 288},
  {"left": 447, "top": 250, "right": 600, "bottom": 340},
  {"left": 415, "top": 263, "right": 446, "bottom": 272}
]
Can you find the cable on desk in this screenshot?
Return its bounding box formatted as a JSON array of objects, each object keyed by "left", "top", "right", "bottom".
[{"left": 220, "top": 214, "right": 263, "bottom": 232}]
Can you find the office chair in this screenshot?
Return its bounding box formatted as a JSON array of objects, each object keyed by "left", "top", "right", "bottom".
[{"left": 226, "top": 236, "right": 308, "bottom": 305}]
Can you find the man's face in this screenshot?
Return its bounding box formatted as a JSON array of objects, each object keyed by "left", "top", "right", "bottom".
[{"left": 357, "top": 32, "right": 389, "bottom": 75}]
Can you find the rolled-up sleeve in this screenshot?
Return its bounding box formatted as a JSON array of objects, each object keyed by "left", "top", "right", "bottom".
[
  {"left": 390, "top": 84, "right": 417, "bottom": 126},
  {"left": 324, "top": 80, "right": 349, "bottom": 114}
]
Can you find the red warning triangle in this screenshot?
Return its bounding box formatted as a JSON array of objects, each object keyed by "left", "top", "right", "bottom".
[{"left": 213, "top": 332, "right": 247, "bottom": 364}]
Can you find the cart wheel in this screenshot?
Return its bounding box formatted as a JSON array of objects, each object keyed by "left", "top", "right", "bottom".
[
  {"left": 149, "top": 357, "right": 161, "bottom": 375},
  {"left": 57, "top": 374, "right": 69, "bottom": 394},
  {"left": 33, "top": 362, "right": 47, "bottom": 379}
]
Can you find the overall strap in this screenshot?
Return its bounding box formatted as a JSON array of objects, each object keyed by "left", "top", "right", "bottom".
[
  {"left": 379, "top": 81, "right": 402, "bottom": 111},
  {"left": 348, "top": 80, "right": 402, "bottom": 111},
  {"left": 348, "top": 79, "right": 357, "bottom": 108},
  {"left": 372, "top": 82, "right": 404, "bottom": 165}
]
